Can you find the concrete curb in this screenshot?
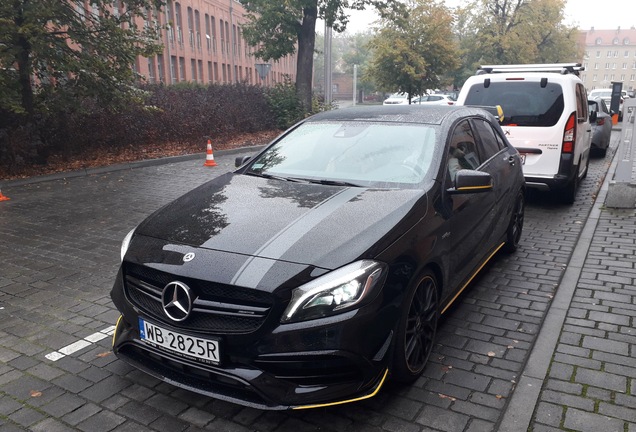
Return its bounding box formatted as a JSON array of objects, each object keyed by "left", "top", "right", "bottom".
[
  {"left": 497, "top": 145, "right": 620, "bottom": 431},
  {"left": 1, "top": 145, "right": 265, "bottom": 188}
]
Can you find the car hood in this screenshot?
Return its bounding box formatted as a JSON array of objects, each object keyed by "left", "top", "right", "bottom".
[{"left": 135, "top": 173, "right": 427, "bottom": 270}]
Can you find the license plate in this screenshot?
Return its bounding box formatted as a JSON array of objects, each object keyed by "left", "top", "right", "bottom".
[
  {"left": 139, "top": 318, "right": 220, "bottom": 365},
  {"left": 519, "top": 153, "right": 526, "bottom": 165}
]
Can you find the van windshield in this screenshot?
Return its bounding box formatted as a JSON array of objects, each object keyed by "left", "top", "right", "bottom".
[{"left": 464, "top": 82, "right": 564, "bottom": 127}]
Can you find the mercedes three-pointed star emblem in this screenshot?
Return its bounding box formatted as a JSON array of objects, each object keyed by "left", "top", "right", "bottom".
[{"left": 161, "top": 281, "right": 193, "bottom": 322}]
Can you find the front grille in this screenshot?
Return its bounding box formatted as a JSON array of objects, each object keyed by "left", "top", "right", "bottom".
[{"left": 124, "top": 263, "right": 273, "bottom": 333}]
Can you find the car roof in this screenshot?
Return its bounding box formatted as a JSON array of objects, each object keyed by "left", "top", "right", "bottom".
[{"left": 304, "top": 105, "right": 494, "bottom": 125}]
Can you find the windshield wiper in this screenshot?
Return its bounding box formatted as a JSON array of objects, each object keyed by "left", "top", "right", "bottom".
[
  {"left": 306, "top": 179, "right": 362, "bottom": 187},
  {"left": 246, "top": 171, "right": 307, "bottom": 183}
]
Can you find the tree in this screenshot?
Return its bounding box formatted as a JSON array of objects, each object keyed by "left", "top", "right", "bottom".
[
  {"left": 0, "top": 0, "right": 164, "bottom": 119},
  {"left": 453, "top": 0, "right": 581, "bottom": 88},
  {"left": 366, "top": 0, "right": 459, "bottom": 102},
  {"left": 241, "top": 0, "right": 406, "bottom": 112}
]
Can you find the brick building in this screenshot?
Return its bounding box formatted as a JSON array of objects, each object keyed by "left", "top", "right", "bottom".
[
  {"left": 579, "top": 27, "right": 636, "bottom": 93},
  {"left": 123, "top": 0, "right": 296, "bottom": 86}
]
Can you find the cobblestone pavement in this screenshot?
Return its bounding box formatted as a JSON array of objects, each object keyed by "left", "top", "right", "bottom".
[{"left": 0, "top": 131, "right": 626, "bottom": 432}]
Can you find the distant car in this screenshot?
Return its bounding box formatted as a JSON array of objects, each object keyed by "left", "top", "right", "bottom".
[
  {"left": 588, "top": 97, "right": 612, "bottom": 157},
  {"left": 382, "top": 92, "right": 410, "bottom": 105},
  {"left": 111, "top": 105, "right": 526, "bottom": 410},
  {"left": 413, "top": 94, "right": 456, "bottom": 105},
  {"left": 588, "top": 88, "right": 623, "bottom": 121}
]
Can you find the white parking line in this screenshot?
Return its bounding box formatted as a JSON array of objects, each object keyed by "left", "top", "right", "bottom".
[{"left": 45, "top": 326, "right": 116, "bottom": 362}]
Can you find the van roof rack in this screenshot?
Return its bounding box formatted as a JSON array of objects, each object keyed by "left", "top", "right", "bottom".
[{"left": 477, "top": 63, "right": 584, "bottom": 76}]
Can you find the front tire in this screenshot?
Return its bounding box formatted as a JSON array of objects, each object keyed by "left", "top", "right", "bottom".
[{"left": 392, "top": 272, "right": 439, "bottom": 383}]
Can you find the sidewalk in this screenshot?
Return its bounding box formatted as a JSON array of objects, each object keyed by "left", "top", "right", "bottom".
[{"left": 501, "top": 124, "right": 636, "bottom": 431}]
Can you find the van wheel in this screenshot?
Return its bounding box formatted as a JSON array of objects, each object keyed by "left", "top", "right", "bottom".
[
  {"left": 503, "top": 190, "right": 524, "bottom": 253},
  {"left": 559, "top": 165, "right": 579, "bottom": 204},
  {"left": 392, "top": 272, "right": 439, "bottom": 383},
  {"left": 581, "top": 156, "right": 590, "bottom": 180}
]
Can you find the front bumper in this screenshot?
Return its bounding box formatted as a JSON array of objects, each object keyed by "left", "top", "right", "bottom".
[{"left": 110, "top": 266, "right": 396, "bottom": 410}]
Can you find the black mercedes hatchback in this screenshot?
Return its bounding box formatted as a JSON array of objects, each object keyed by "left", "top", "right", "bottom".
[{"left": 111, "top": 105, "right": 525, "bottom": 410}]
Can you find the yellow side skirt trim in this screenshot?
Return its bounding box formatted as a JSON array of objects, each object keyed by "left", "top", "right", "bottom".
[
  {"left": 292, "top": 368, "right": 390, "bottom": 410},
  {"left": 441, "top": 242, "right": 505, "bottom": 315},
  {"left": 113, "top": 315, "right": 123, "bottom": 348}
]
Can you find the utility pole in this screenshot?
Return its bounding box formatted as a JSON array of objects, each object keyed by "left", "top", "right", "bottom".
[
  {"left": 353, "top": 64, "right": 357, "bottom": 106},
  {"left": 324, "top": 23, "right": 332, "bottom": 105}
]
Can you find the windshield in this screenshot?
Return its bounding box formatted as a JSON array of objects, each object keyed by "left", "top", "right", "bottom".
[
  {"left": 246, "top": 121, "right": 437, "bottom": 187},
  {"left": 590, "top": 90, "right": 611, "bottom": 98},
  {"left": 464, "top": 81, "right": 564, "bottom": 127}
]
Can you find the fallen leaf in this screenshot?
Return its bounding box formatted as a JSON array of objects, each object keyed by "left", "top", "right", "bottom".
[
  {"left": 30, "top": 390, "right": 42, "bottom": 398},
  {"left": 487, "top": 351, "right": 496, "bottom": 357},
  {"left": 96, "top": 352, "right": 111, "bottom": 358}
]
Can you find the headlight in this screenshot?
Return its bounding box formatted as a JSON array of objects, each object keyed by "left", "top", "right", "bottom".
[
  {"left": 281, "top": 260, "right": 386, "bottom": 323},
  {"left": 120, "top": 228, "right": 136, "bottom": 262}
]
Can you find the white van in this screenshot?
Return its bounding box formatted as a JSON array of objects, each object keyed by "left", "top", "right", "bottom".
[{"left": 456, "top": 63, "right": 592, "bottom": 203}]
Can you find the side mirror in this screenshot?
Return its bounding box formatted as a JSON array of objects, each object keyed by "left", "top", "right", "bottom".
[
  {"left": 448, "top": 170, "right": 493, "bottom": 194},
  {"left": 235, "top": 156, "right": 251, "bottom": 167},
  {"left": 589, "top": 111, "right": 597, "bottom": 123}
]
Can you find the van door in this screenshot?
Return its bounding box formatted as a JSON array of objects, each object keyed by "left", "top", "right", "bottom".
[{"left": 575, "top": 83, "right": 592, "bottom": 175}]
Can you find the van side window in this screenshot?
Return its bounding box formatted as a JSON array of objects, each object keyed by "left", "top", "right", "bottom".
[{"left": 576, "top": 84, "right": 588, "bottom": 121}]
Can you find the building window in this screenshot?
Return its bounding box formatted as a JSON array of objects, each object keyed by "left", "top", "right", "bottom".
[
  {"left": 187, "top": 7, "right": 194, "bottom": 47},
  {"left": 157, "top": 54, "right": 165, "bottom": 83},
  {"left": 613, "top": 37, "right": 619, "bottom": 45},
  {"left": 593, "top": 74, "right": 597, "bottom": 82},
  {"left": 222, "top": 63, "right": 227, "bottom": 83},
  {"left": 220, "top": 19, "right": 225, "bottom": 54},
  {"left": 179, "top": 57, "right": 186, "bottom": 81},
  {"left": 170, "top": 55, "right": 177, "bottom": 83},
  {"left": 624, "top": 38, "right": 630, "bottom": 45},
  {"left": 175, "top": 2, "right": 183, "bottom": 45},
  {"left": 208, "top": 61, "right": 212, "bottom": 82},
  {"left": 147, "top": 57, "right": 155, "bottom": 83},
  {"left": 211, "top": 17, "right": 217, "bottom": 53},
  {"left": 198, "top": 60, "right": 203, "bottom": 82},
  {"left": 596, "top": 51, "right": 601, "bottom": 58},
  {"left": 595, "top": 38, "right": 602, "bottom": 45},
  {"left": 191, "top": 59, "right": 196, "bottom": 81},
  {"left": 195, "top": 10, "right": 201, "bottom": 50},
  {"left": 214, "top": 62, "right": 218, "bottom": 82}
]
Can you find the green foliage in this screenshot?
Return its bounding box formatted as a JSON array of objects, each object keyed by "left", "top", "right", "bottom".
[
  {"left": 241, "top": 0, "right": 406, "bottom": 111},
  {"left": 0, "top": 83, "right": 277, "bottom": 172},
  {"left": 0, "top": 0, "right": 165, "bottom": 117},
  {"left": 264, "top": 81, "right": 307, "bottom": 130},
  {"left": 452, "top": 0, "right": 581, "bottom": 88},
  {"left": 366, "top": 0, "right": 459, "bottom": 100}
]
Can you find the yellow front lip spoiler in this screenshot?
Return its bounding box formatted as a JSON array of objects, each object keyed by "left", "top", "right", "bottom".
[{"left": 292, "top": 368, "right": 390, "bottom": 410}]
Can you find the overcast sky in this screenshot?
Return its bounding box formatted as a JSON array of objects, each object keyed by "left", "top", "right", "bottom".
[{"left": 343, "top": 0, "right": 635, "bottom": 34}]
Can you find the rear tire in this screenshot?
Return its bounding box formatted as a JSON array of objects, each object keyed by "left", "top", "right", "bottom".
[
  {"left": 559, "top": 164, "right": 579, "bottom": 204},
  {"left": 503, "top": 191, "right": 524, "bottom": 253},
  {"left": 392, "top": 272, "right": 439, "bottom": 383}
]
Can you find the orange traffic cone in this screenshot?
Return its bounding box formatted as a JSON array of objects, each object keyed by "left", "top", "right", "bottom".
[
  {"left": 203, "top": 139, "right": 217, "bottom": 167},
  {"left": 0, "top": 189, "right": 9, "bottom": 202}
]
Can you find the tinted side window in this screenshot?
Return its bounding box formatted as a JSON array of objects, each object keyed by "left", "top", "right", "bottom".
[
  {"left": 576, "top": 83, "right": 588, "bottom": 121},
  {"left": 472, "top": 119, "right": 502, "bottom": 160},
  {"left": 464, "top": 82, "right": 565, "bottom": 127},
  {"left": 448, "top": 120, "right": 481, "bottom": 179}
]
